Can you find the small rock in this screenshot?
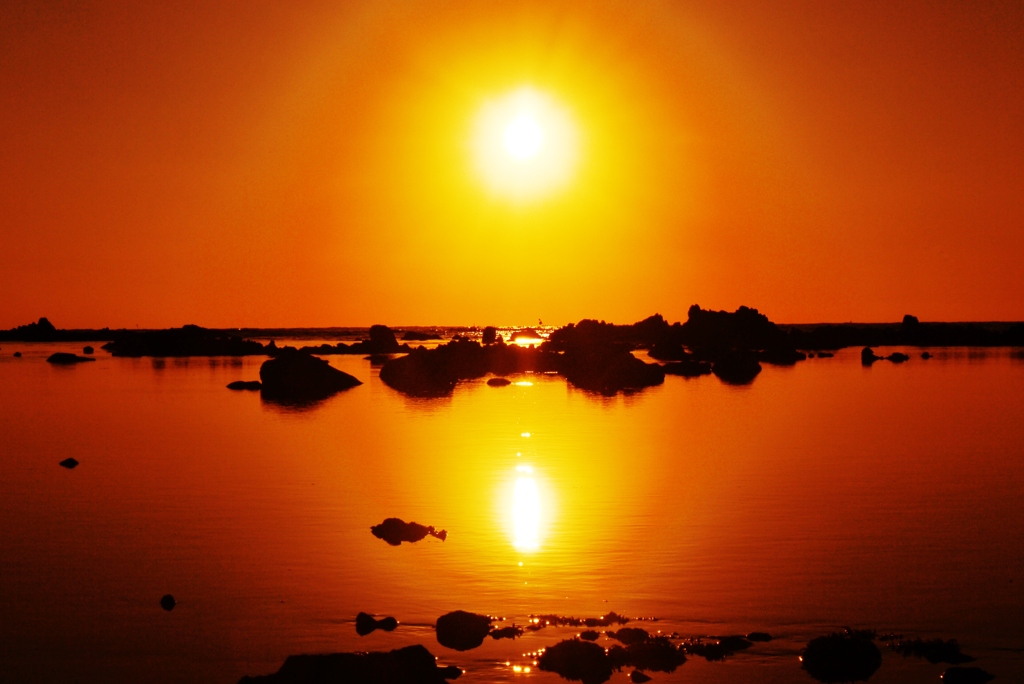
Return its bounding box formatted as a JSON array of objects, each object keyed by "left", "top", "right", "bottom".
[
  {"left": 371, "top": 518, "right": 447, "bottom": 546},
  {"left": 861, "top": 347, "right": 880, "bottom": 365},
  {"left": 356, "top": 612, "right": 398, "bottom": 636},
  {"left": 801, "top": 631, "right": 881, "bottom": 683},
  {"left": 579, "top": 630, "right": 600, "bottom": 641},
  {"left": 886, "top": 352, "right": 910, "bottom": 363},
  {"left": 226, "top": 380, "right": 262, "bottom": 390},
  {"left": 487, "top": 377, "right": 512, "bottom": 387},
  {"left": 83, "top": 346, "right": 94, "bottom": 354},
  {"left": 160, "top": 594, "right": 176, "bottom": 611},
  {"left": 746, "top": 632, "right": 773, "bottom": 642},
  {"left": 629, "top": 671, "right": 652, "bottom": 683},
  {"left": 921, "top": 352, "right": 933, "bottom": 359},
  {"left": 482, "top": 326, "right": 498, "bottom": 344},
  {"left": 59, "top": 458, "right": 79, "bottom": 469},
  {"left": 13, "top": 351, "right": 22, "bottom": 357},
  {"left": 46, "top": 352, "right": 95, "bottom": 364}
]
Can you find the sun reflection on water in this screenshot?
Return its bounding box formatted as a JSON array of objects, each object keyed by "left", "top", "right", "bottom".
[{"left": 512, "top": 470, "right": 541, "bottom": 552}]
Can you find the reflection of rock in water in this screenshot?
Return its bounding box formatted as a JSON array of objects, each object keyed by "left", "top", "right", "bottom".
[
  {"left": 890, "top": 638, "right": 975, "bottom": 664},
  {"left": 435, "top": 611, "right": 493, "bottom": 651},
  {"left": 237, "top": 644, "right": 462, "bottom": 683},
  {"left": 227, "top": 380, "right": 261, "bottom": 390},
  {"left": 710, "top": 351, "right": 761, "bottom": 384},
  {"left": 940, "top": 666, "right": 995, "bottom": 683},
  {"left": 355, "top": 612, "right": 398, "bottom": 636},
  {"left": 370, "top": 518, "right": 447, "bottom": 546},
  {"left": 801, "top": 630, "right": 882, "bottom": 682}
]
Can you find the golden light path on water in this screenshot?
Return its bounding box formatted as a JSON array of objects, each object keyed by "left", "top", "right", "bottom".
[{"left": 512, "top": 465, "right": 541, "bottom": 552}]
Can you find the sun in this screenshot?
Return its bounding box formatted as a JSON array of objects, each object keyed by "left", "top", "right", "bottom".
[{"left": 471, "top": 87, "right": 580, "bottom": 203}]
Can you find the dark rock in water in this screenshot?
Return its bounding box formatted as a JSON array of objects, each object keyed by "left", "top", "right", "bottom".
[
  {"left": 489, "top": 625, "right": 523, "bottom": 640},
  {"left": 579, "top": 630, "right": 600, "bottom": 641},
  {"left": 921, "top": 352, "right": 932, "bottom": 359},
  {"left": 83, "top": 346, "right": 94, "bottom": 354},
  {"left": 400, "top": 330, "right": 442, "bottom": 341},
  {"left": 711, "top": 352, "right": 761, "bottom": 385},
  {"left": 808, "top": 352, "right": 815, "bottom": 358},
  {"left": 886, "top": 352, "right": 910, "bottom": 363},
  {"left": 941, "top": 666, "right": 995, "bottom": 683},
  {"left": 371, "top": 518, "right": 447, "bottom": 546},
  {"left": 817, "top": 351, "right": 834, "bottom": 358},
  {"left": 902, "top": 314, "right": 920, "bottom": 326},
  {"left": 759, "top": 347, "right": 807, "bottom": 365},
  {"left": 662, "top": 358, "right": 712, "bottom": 377},
  {"left": 237, "top": 644, "right": 462, "bottom": 683},
  {"left": 259, "top": 350, "right": 361, "bottom": 401},
  {"left": 558, "top": 347, "right": 665, "bottom": 395},
  {"left": 47, "top": 352, "right": 95, "bottom": 364},
  {"left": 487, "top": 377, "right": 512, "bottom": 387},
  {"left": 891, "top": 638, "right": 974, "bottom": 664},
  {"left": 531, "top": 611, "right": 630, "bottom": 629},
  {"left": 629, "top": 671, "right": 651, "bottom": 683},
  {"left": 539, "top": 639, "right": 614, "bottom": 684},
  {"left": 609, "top": 637, "right": 687, "bottom": 673},
  {"left": 227, "top": 380, "right": 262, "bottom": 390},
  {"left": 13, "top": 351, "right": 21, "bottom": 357},
  {"left": 608, "top": 628, "right": 650, "bottom": 645},
  {"left": 59, "top": 458, "right": 79, "bottom": 469},
  {"left": 861, "top": 347, "right": 881, "bottom": 365},
  {"left": 482, "top": 326, "right": 498, "bottom": 344},
  {"left": 511, "top": 328, "right": 543, "bottom": 341},
  {"left": 746, "top": 632, "right": 773, "bottom": 642},
  {"left": 103, "top": 325, "right": 266, "bottom": 357},
  {"left": 682, "top": 636, "right": 751, "bottom": 661},
  {"left": 160, "top": 594, "right": 176, "bottom": 611},
  {"left": 368, "top": 325, "right": 401, "bottom": 352},
  {"left": 435, "top": 611, "right": 493, "bottom": 651},
  {"left": 801, "top": 631, "right": 882, "bottom": 682},
  {"left": 355, "top": 612, "right": 398, "bottom": 636},
  {"left": 716, "top": 636, "right": 753, "bottom": 652}
]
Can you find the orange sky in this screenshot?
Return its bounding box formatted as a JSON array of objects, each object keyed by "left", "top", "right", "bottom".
[{"left": 2, "top": 1, "right": 1022, "bottom": 328}]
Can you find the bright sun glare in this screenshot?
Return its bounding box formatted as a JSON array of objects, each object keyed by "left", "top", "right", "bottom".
[{"left": 472, "top": 87, "right": 579, "bottom": 203}]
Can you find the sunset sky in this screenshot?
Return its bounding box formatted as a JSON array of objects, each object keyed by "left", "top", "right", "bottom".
[{"left": 2, "top": 0, "right": 1022, "bottom": 328}]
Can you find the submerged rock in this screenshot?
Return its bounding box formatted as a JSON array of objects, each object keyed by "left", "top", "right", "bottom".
[
  {"left": 59, "top": 458, "right": 79, "bottom": 469},
  {"left": 238, "top": 644, "right": 461, "bottom": 683},
  {"left": 489, "top": 625, "right": 523, "bottom": 640},
  {"left": 435, "top": 611, "right": 493, "bottom": 651},
  {"left": 486, "top": 377, "right": 512, "bottom": 387},
  {"left": 160, "top": 595, "right": 176, "bottom": 611},
  {"left": 539, "top": 639, "right": 614, "bottom": 684},
  {"left": 355, "top": 612, "right": 398, "bottom": 636},
  {"left": 609, "top": 637, "right": 686, "bottom": 673},
  {"left": 227, "top": 380, "right": 262, "bottom": 391},
  {"left": 370, "top": 518, "right": 447, "bottom": 546},
  {"left": 400, "top": 330, "right": 442, "bottom": 341},
  {"left": 259, "top": 350, "right": 361, "bottom": 401},
  {"left": 941, "top": 666, "right": 995, "bottom": 683},
  {"left": 801, "top": 631, "right": 881, "bottom": 683},
  {"left": 46, "top": 352, "right": 95, "bottom": 364},
  {"left": 891, "top": 638, "right": 975, "bottom": 665}
]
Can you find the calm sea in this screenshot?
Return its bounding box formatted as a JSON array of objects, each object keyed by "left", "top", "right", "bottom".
[{"left": 1, "top": 343, "right": 1022, "bottom": 683}]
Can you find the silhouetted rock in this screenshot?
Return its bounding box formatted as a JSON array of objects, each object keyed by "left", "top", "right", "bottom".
[
  {"left": 487, "top": 377, "right": 512, "bottom": 387},
  {"left": 886, "top": 352, "right": 910, "bottom": 363},
  {"left": 435, "top": 611, "right": 493, "bottom": 651},
  {"left": 104, "top": 325, "right": 267, "bottom": 357},
  {"left": 609, "top": 638, "right": 686, "bottom": 673},
  {"left": 891, "top": 638, "right": 974, "bottom": 665},
  {"left": 861, "top": 347, "right": 881, "bottom": 365},
  {"left": 489, "top": 625, "right": 523, "bottom": 640},
  {"left": 759, "top": 347, "right": 808, "bottom": 365},
  {"left": 401, "top": 330, "right": 442, "bottom": 341},
  {"left": 661, "top": 359, "right": 712, "bottom": 377},
  {"left": 83, "top": 346, "right": 94, "bottom": 354},
  {"left": 558, "top": 347, "right": 665, "bottom": 395},
  {"left": 238, "top": 645, "right": 462, "bottom": 683},
  {"left": 921, "top": 352, "right": 932, "bottom": 359},
  {"left": 746, "top": 632, "right": 773, "bottom": 642},
  {"left": 531, "top": 612, "right": 630, "bottom": 628},
  {"left": 227, "top": 381, "right": 262, "bottom": 391},
  {"left": 13, "top": 351, "right": 21, "bottom": 357},
  {"left": 539, "top": 639, "right": 614, "bottom": 684},
  {"left": 59, "top": 458, "right": 79, "bottom": 469},
  {"left": 711, "top": 352, "right": 761, "bottom": 384},
  {"left": 160, "top": 595, "right": 176, "bottom": 611},
  {"left": 482, "top": 326, "right": 498, "bottom": 344},
  {"left": 941, "top": 666, "right": 995, "bottom": 683},
  {"left": 355, "top": 612, "right": 398, "bottom": 636},
  {"left": 511, "top": 328, "right": 543, "bottom": 341},
  {"left": 2, "top": 317, "right": 58, "bottom": 341},
  {"left": 259, "top": 350, "right": 361, "bottom": 401},
  {"left": 368, "top": 325, "right": 402, "bottom": 352},
  {"left": 370, "top": 518, "right": 447, "bottom": 546},
  {"left": 682, "top": 636, "right": 751, "bottom": 661},
  {"left": 629, "top": 671, "right": 651, "bottom": 683},
  {"left": 47, "top": 353, "right": 95, "bottom": 364},
  {"left": 801, "top": 631, "right": 881, "bottom": 682},
  {"left": 608, "top": 628, "right": 650, "bottom": 646},
  {"left": 579, "top": 630, "right": 600, "bottom": 641}
]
